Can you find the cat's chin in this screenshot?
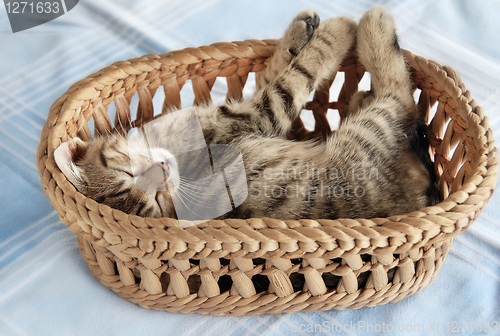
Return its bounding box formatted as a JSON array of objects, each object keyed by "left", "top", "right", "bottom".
[{"left": 155, "top": 191, "right": 175, "bottom": 218}]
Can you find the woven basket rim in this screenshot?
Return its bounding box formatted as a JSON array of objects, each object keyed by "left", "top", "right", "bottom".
[{"left": 36, "top": 39, "right": 498, "bottom": 258}]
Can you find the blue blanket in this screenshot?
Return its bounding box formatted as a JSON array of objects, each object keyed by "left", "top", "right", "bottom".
[{"left": 1, "top": 0, "right": 499, "bottom": 335}]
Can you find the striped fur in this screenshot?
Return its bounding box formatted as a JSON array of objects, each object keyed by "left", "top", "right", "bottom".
[{"left": 54, "top": 7, "right": 438, "bottom": 223}]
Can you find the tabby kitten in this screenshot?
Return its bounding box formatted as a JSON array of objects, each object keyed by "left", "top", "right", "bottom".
[{"left": 54, "top": 7, "right": 438, "bottom": 228}]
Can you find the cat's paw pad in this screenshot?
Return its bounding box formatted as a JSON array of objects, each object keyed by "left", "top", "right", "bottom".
[
  {"left": 282, "top": 10, "right": 320, "bottom": 56},
  {"left": 294, "top": 10, "right": 320, "bottom": 36}
]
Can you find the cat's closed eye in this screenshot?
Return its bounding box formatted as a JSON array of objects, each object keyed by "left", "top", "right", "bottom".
[{"left": 122, "top": 169, "right": 134, "bottom": 178}]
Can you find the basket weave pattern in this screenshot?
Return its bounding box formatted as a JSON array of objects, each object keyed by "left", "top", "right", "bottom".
[{"left": 37, "top": 39, "right": 498, "bottom": 315}]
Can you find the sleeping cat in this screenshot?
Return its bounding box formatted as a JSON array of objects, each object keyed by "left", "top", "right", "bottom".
[{"left": 54, "top": 7, "right": 438, "bottom": 227}]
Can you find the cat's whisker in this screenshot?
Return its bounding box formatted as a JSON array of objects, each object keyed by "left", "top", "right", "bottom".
[
  {"left": 178, "top": 189, "right": 228, "bottom": 201},
  {"left": 178, "top": 175, "right": 206, "bottom": 183},
  {"left": 176, "top": 188, "right": 219, "bottom": 209},
  {"left": 173, "top": 192, "right": 211, "bottom": 217},
  {"left": 177, "top": 185, "right": 218, "bottom": 199},
  {"left": 178, "top": 182, "right": 227, "bottom": 197},
  {"left": 177, "top": 188, "right": 210, "bottom": 204}
]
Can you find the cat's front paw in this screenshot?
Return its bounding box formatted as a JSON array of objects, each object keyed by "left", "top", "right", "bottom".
[
  {"left": 305, "top": 16, "right": 356, "bottom": 67},
  {"left": 282, "top": 10, "right": 320, "bottom": 56}
]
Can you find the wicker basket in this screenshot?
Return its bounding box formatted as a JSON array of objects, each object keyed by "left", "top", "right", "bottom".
[{"left": 37, "top": 39, "right": 497, "bottom": 315}]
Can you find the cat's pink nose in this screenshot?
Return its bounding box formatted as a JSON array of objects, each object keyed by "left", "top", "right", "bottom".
[{"left": 160, "top": 162, "right": 170, "bottom": 174}]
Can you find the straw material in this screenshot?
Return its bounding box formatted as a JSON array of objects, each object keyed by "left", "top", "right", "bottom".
[{"left": 37, "top": 39, "right": 498, "bottom": 315}]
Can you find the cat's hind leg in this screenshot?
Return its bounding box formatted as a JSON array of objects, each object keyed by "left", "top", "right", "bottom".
[
  {"left": 356, "top": 6, "right": 417, "bottom": 123},
  {"left": 349, "top": 6, "right": 438, "bottom": 207}
]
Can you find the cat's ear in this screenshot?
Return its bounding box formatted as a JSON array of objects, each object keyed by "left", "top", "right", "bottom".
[{"left": 54, "top": 137, "right": 89, "bottom": 192}]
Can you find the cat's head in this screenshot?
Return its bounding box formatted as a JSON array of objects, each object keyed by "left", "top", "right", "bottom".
[{"left": 53, "top": 133, "right": 180, "bottom": 218}]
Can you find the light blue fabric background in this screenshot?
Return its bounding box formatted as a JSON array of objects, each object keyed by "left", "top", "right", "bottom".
[{"left": 0, "top": 0, "right": 499, "bottom": 335}]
